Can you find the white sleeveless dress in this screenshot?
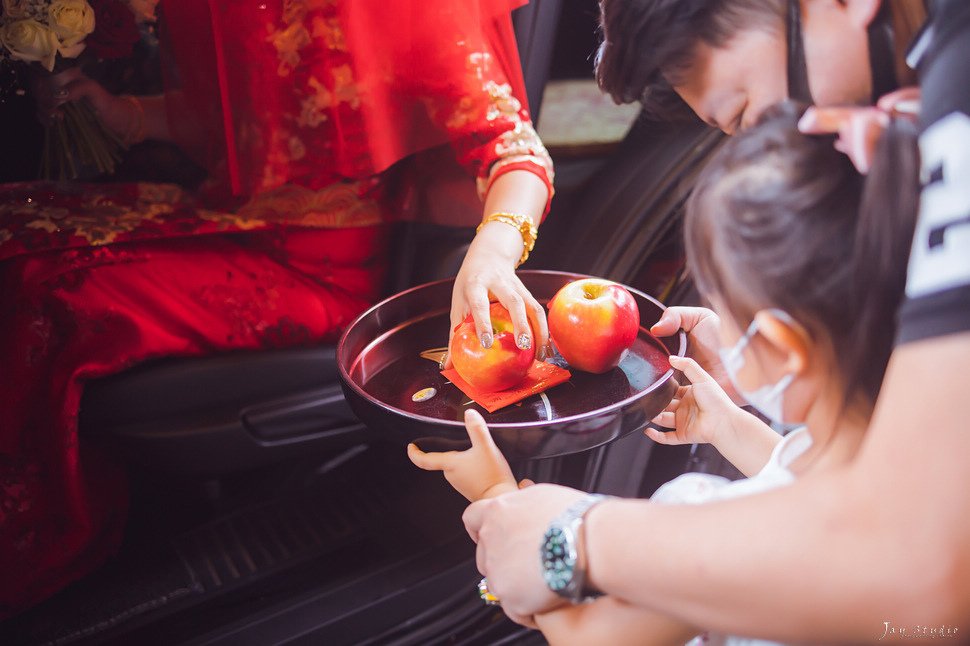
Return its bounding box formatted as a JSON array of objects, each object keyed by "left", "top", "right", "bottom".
[{"left": 651, "top": 427, "right": 813, "bottom": 646}]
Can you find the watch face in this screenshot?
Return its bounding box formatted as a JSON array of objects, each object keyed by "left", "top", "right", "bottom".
[{"left": 541, "top": 525, "right": 577, "bottom": 593}]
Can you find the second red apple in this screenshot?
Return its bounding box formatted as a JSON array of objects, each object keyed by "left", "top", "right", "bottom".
[{"left": 547, "top": 278, "right": 639, "bottom": 373}]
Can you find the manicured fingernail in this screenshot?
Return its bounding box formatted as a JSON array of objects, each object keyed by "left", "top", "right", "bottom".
[
  {"left": 516, "top": 333, "right": 532, "bottom": 350},
  {"left": 480, "top": 332, "right": 493, "bottom": 349},
  {"left": 796, "top": 109, "right": 816, "bottom": 132},
  {"left": 537, "top": 345, "right": 546, "bottom": 361}
]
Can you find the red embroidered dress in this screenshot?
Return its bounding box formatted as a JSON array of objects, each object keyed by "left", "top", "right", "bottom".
[{"left": 0, "top": 0, "right": 552, "bottom": 616}]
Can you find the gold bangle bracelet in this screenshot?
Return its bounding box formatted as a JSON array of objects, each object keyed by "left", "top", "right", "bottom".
[{"left": 476, "top": 211, "right": 538, "bottom": 268}]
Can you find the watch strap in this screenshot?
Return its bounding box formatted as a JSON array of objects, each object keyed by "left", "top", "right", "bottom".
[{"left": 540, "top": 493, "right": 610, "bottom": 603}]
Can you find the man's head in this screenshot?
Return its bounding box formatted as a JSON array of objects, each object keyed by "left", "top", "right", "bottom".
[{"left": 596, "top": 0, "right": 885, "bottom": 132}]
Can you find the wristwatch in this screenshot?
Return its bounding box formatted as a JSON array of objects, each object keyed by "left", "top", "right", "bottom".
[{"left": 539, "top": 493, "right": 610, "bottom": 603}]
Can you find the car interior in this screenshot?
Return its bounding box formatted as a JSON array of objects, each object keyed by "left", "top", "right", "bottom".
[{"left": 0, "top": 2, "right": 741, "bottom": 644}]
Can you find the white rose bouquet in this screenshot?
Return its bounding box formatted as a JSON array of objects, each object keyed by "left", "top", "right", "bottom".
[{"left": 0, "top": 0, "right": 153, "bottom": 179}]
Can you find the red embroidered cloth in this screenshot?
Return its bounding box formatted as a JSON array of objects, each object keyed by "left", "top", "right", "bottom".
[{"left": 0, "top": 0, "right": 552, "bottom": 617}]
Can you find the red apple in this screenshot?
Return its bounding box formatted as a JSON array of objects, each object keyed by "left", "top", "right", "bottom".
[
  {"left": 450, "top": 302, "right": 536, "bottom": 392},
  {"left": 547, "top": 278, "right": 639, "bottom": 373}
]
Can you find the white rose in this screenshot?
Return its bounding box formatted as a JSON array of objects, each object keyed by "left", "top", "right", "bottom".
[
  {"left": 47, "top": 0, "right": 95, "bottom": 49},
  {"left": 0, "top": 19, "right": 58, "bottom": 71}
]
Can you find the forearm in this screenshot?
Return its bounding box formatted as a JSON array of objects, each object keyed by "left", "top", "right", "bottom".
[
  {"left": 479, "top": 481, "right": 519, "bottom": 500},
  {"left": 473, "top": 169, "right": 549, "bottom": 265},
  {"left": 586, "top": 336, "right": 970, "bottom": 641},
  {"left": 136, "top": 95, "right": 172, "bottom": 143},
  {"left": 711, "top": 407, "right": 781, "bottom": 477},
  {"left": 535, "top": 596, "right": 698, "bottom": 646}
]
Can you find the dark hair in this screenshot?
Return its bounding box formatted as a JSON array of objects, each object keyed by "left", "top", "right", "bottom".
[
  {"left": 595, "top": 0, "right": 784, "bottom": 121},
  {"left": 685, "top": 102, "right": 919, "bottom": 408}
]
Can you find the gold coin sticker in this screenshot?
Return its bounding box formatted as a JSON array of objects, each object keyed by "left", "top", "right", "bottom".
[{"left": 412, "top": 387, "right": 437, "bottom": 403}]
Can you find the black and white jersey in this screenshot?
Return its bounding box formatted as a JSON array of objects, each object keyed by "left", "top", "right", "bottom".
[{"left": 897, "top": 0, "right": 970, "bottom": 344}]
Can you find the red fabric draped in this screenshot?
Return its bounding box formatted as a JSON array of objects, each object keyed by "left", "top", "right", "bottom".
[
  {"left": 0, "top": 219, "right": 387, "bottom": 616},
  {"left": 161, "top": 0, "right": 532, "bottom": 200}
]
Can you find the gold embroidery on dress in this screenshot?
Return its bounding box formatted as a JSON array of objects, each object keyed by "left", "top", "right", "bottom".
[
  {"left": 444, "top": 52, "right": 494, "bottom": 130},
  {"left": 476, "top": 82, "right": 555, "bottom": 200},
  {"left": 484, "top": 81, "right": 521, "bottom": 122},
  {"left": 282, "top": 0, "right": 309, "bottom": 25},
  {"left": 311, "top": 15, "right": 346, "bottom": 51},
  {"left": 446, "top": 96, "right": 477, "bottom": 130},
  {"left": 197, "top": 210, "right": 268, "bottom": 231},
  {"left": 330, "top": 64, "right": 361, "bottom": 109},
  {"left": 234, "top": 182, "right": 383, "bottom": 229},
  {"left": 468, "top": 52, "right": 493, "bottom": 80},
  {"left": 298, "top": 76, "right": 333, "bottom": 128},
  {"left": 262, "top": 0, "right": 364, "bottom": 195},
  {"left": 267, "top": 21, "right": 312, "bottom": 77},
  {"left": 18, "top": 199, "right": 174, "bottom": 246},
  {"left": 496, "top": 121, "right": 545, "bottom": 158}
]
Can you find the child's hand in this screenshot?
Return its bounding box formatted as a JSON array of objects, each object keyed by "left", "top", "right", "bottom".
[
  {"left": 407, "top": 409, "right": 519, "bottom": 502},
  {"left": 646, "top": 355, "right": 742, "bottom": 447},
  {"left": 650, "top": 306, "right": 740, "bottom": 403}
]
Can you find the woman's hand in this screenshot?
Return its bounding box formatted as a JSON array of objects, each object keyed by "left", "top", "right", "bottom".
[
  {"left": 407, "top": 409, "right": 519, "bottom": 502},
  {"left": 446, "top": 221, "right": 549, "bottom": 366},
  {"left": 650, "top": 306, "right": 739, "bottom": 402},
  {"left": 31, "top": 67, "right": 138, "bottom": 139},
  {"left": 444, "top": 168, "right": 550, "bottom": 368}
]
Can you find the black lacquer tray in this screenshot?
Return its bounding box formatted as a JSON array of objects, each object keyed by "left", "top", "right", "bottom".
[{"left": 337, "top": 270, "right": 686, "bottom": 460}]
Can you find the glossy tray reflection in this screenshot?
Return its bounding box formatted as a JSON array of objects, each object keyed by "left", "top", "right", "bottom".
[{"left": 338, "top": 270, "right": 686, "bottom": 460}]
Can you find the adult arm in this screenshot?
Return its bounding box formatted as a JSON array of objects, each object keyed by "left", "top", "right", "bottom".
[
  {"left": 33, "top": 68, "right": 170, "bottom": 144},
  {"left": 586, "top": 334, "right": 970, "bottom": 641},
  {"left": 466, "top": 336, "right": 970, "bottom": 640},
  {"left": 452, "top": 167, "right": 551, "bottom": 359},
  {"left": 534, "top": 595, "right": 699, "bottom": 646},
  {"left": 428, "top": 8, "right": 555, "bottom": 360}
]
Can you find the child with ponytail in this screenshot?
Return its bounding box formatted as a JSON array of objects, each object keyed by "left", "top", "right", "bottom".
[{"left": 408, "top": 102, "right": 921, "bottom": 645}]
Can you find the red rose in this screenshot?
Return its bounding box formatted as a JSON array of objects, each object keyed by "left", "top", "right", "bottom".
[{"left": 86, "top": 0, "right": 140, "bottom": 60}]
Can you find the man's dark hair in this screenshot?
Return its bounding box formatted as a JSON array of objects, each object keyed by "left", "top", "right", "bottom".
[{"left": 595, "top": 0, "right": 785, "bottom": 121}]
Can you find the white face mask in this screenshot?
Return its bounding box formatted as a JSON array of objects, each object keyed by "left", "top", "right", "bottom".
[{"left": 718, "top": 312, "right": 795, "bottom": 426}]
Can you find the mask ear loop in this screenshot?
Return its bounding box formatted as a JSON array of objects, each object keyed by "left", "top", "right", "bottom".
[{"left": 786, "top": 0, "right": 813, "bottom": 103}]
